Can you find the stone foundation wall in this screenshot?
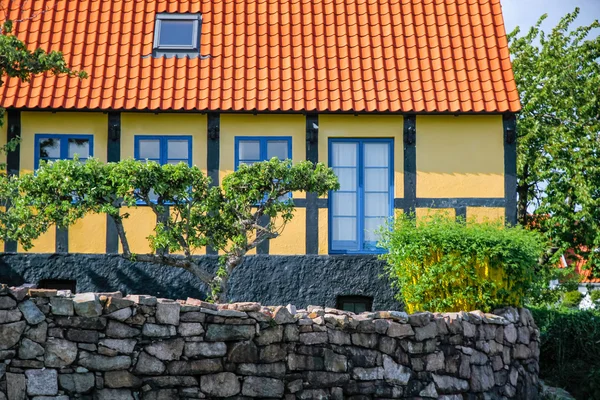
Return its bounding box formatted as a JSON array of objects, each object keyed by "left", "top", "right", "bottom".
[{"left": 0, "top": 284, "right": 540, "bottom": 399}]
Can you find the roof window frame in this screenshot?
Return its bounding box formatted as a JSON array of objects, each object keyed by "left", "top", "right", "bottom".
[{"left": 153, "top": 13, "right": 202, "bottom": 55}]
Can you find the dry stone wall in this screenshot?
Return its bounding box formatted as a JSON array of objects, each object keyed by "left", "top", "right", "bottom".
[{"left": 0, "top": 284, "right": 540, "bottom": 399}]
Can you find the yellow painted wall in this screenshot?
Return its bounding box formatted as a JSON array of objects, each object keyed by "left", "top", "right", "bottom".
[
  {"left": 416, "top": 208, "right": 456, "bottom": 220},
  {"left": 416, "top": 115, "right": 504, "bottom": 198},
  {"left": 18, "top": 112, "right": 108, "bottom": 253},
  {"left": 119, "top": 113, "right": 208, "bottom": 255},
  {"left": 467, "top": 207, "right": 505, "bottom": 223},
  {"left": 119, "top": 207, "right": 157, "bottom": 255},
  {"left": 70, "top": 213, "right": 107, "bottom": 253},
  {"left": 121, "top": 113, "right": 207, "bottom": 172},
  {"left": 220, "top": 114, "right": 307, "bottom": 255},
  {"left": 20, "top": 112, "right": 108, "bottom": 174},
  {"left": 319, "top": 115, "right": 404, "bottom": 198},
  {"left": 18, "top": 226, "right": 56, "bottom": 253},
  {"left": 318, "top": 208, "right": 329, "bottom": 255}
]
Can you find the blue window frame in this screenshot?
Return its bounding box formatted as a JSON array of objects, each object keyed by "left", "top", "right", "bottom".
[
  {"left": 35, "top": 134, "right": 94, "bottom": 169},
  {"left": 234, "top": 136, "right": 292, "bottom": 169},
  {"left": 328, "top": 138, "right": 394, "bottom": 254},
  {"left": 134, "top": 136, "right": 192, "bottom": 166}
]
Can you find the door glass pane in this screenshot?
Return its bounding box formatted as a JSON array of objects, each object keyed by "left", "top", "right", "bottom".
[
  {"left": 239, "top": 140, "right": 260, "bottom": 161},
  {"left": 267, "top": 140, "right": 289, "bottom": 160},
  {"left": 364, "top": 217, "right": 387, "bottom": 241},
  {"left": 332, "top": 193, "right": 357, "bottom": 216},
  {"left": 364, "top": 168, "right": 388, "bottom": 192},
  {"left": 139, "top": 140, "right": 161, "bottom": 159},
  {"left": 39, "top": 138, "right": 60, "bottom": 159},
  {"left": 332, "top": 217, "right": 357, "bottom": 241},
  {"left": 332, "top": 142, "right": 357, "bottom": 167},
  {"left": 333, "top": 168, "right": 357, "bottom": 191},
  {"left": 159, "top": 20, "right": 195, "bottom": 47},
  {"left": 68, "top": 138, "right": 90, "bottom": 159},
  {"left": 167, "top": 139, "right": 189, "bottom": 160},
  {"left": 364, "top": 142, "right": 389, "bottom": 167},
  {"left": 365, "top": 193, "right": 389, "bottom": 217}
]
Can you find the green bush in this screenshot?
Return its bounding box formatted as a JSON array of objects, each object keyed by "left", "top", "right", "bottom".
[
  {"left": 532, "top": 307, "right": 600, "bottom": 400},
  {"left": 562, "top": 290, "right": 583, "bottom": 308},
  {"left": 379, "top": 214, "right": 546, "bottom": 313},
  {"left": 590, "top": 290, "right": 600, "bottom": 305}
]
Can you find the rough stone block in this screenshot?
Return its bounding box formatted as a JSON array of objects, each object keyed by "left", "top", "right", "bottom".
[
  {"left": 18, "top": 338, "right": 44, "bottom": 359},
  {"left": 156, "top": 301, "right": 180, "bottom": 325},
  {"left": 205, "top": 324, "right": 255, "bottom": 341},
  {"left": 0, "top": 321, "right": 26, "bottom": 350},
  {"left": 184, "top": 342, "right": 227, "bottom": 358},
  {"left": 45, "top": 338, "right": 78, "bottom": 367},
  {"left": 17, "top": 300, "right": 45, "bottom": 325},
  {"left": 25, "top": 369, "right": 58, "bottom": 396},
  {"left": 145, "top": 338, "right": 184, "bottom": 361},
  {"left": 58, "top": 373, "right": 95, "bottom": 394},
  {"left": 6, "top": 372, "right": 26, "bottom": 400},
  {"left": 167, "top": 359, "right": 223, "bottom": 375},
  {"left": 73, "top": 293, "right": 102, "bottom": 317},
  {"left": 242, "top": 376, "right": 285, "bottom": 397},
  {"left": 49, "top": 297, "right": 74, "bottom": 316},
  {"left": 0, "top": 309, "right": 22, "bottom": 324},
  {"left": 178, "top": 322, "right": 204, "bottom": 336},
  {"left": 0, "top": 296, "right": 17, "bottom": 309},
  {"left": 134, "top": 352, "right": 165, "bottom": 375},
  {"left": 200, "top": 373, "right": 240, "bottom": 397},
  {"left": 78, "top": 351, "right": 132, "bottom": 371}
]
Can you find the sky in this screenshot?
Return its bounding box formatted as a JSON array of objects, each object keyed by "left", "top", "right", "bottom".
[{"left": 500, "top": 0, "right": 600, "bottom": 35}]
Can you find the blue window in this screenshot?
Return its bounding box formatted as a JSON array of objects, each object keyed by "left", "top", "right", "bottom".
[
  {"left": 35, "top": 134, "right": 93, "bottom": 169},
  {"left": 329, "top": 138, "right": 393, "bottom": 254},
  {"left": 134, "top": 136, "right": 192, "bottom": 166},
  {"left": 234, "top": 137, "right": 292, "bottom": 169}
]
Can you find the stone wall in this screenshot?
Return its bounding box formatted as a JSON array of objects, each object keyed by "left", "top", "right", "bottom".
[
  {"left": 0, "top": 254, "right": 401, "bottom": 310},
  {"left": 0, "top": 284, "right": 540, "bottom": 399}
]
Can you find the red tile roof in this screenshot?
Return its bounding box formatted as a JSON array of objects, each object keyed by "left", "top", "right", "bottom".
[{"left": 0, "top": 0, "right": 521, "bottom": 113}]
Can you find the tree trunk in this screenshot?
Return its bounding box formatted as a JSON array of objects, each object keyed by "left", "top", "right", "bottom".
[
  {"left": 517, "top": 182, "right": 530, "bottom": 226},
  {"left": 517, "top": 163, "right": 530, "bottom": 226}
]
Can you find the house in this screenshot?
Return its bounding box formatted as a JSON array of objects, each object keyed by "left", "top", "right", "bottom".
[{"left": 0, "top": 0, "right": 520, "bottom": 309}]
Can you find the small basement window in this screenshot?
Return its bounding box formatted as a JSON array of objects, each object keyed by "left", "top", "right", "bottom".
[
  {"left": 38, "top": 279, "right": 77, "bottom": 293},
  {"left": 154, "top": 13, "right": 202, "bottom": 55},
  {"left": 337, "top": 295, "right": 373, "bottom": 313}
]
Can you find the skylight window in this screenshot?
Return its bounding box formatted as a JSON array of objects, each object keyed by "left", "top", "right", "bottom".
[{"left": 153, "top": 13, "right": 202, "bottom": 55}]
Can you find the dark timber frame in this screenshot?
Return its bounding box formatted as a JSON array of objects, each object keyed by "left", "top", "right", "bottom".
[
  {"left": 207, "top": 113, "right": 220, "bottom": 255},
  {"left": 403, "top": 115, "right": 417, "bottom": 215},
  {"left": 105, "top": 112, "right": 121, "bottom": 253},
  {"left": 305, "top": 114, "right": 319, "bottom": 254},
  {"left": 503, "top": 114, "right": 517, "bottom": 225},
  {"left": 4, "top": 110, "right": 21, "bottom": 252}
]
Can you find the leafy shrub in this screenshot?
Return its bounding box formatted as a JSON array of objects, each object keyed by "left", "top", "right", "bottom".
[
  {"left": 531, "top": 307, "right": 600, "bottom": 400},
  {"left": 379, "top": 214, "right": 546, "bottom": 313},
  {"left": 562, "top": 290, "right": 583, "bottom": 308},
  {"left": 591, "top": 290, "right": 600, "bottom": 305}
]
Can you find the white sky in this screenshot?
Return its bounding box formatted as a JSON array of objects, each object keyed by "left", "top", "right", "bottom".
[{"left": 500, "top": 0, "right": 600, "bottom": 35}]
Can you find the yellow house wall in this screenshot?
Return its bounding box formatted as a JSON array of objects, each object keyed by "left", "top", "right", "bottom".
[
  {"left": 416, "top": 115, "right": 504, "bottom": 198},
  {"left": 467, "top": 207, "right": 505, "bottom": 223},
  {"left": 220, "top": 114, "right": 306, "bottom": 255},
  {"left": 20, "top": 112, "right": 108, "bottom": 173},
  {"left": 119, "top": 113, "right": 208, "bottom": 255},
  {"left": 318, "top": 115, "right": 404, "bottom": 199},
  {"left": 18, "top": 112, "right": 108, "bottom": 253},
  {"left": 9, "top": 112, "right": 506, "bottom": 256}
]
